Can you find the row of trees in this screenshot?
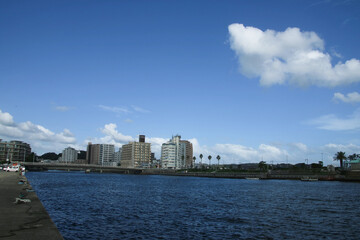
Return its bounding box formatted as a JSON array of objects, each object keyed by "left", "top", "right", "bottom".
[
  {"left": 192, "top": 154, "right": 221, "bottom": 168},
  {"left": 334, "top": 151, "right": 360, "bottom": 168},
  {"left": 191, "top": 151, "right": 359, "bottom": 169}
]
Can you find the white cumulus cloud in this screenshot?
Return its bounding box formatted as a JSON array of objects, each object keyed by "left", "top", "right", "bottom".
[
  {"left": 333, "top": 92, "right": 360, "bottom": 103},
  {"left": 0, "top": 109, "right": 14, "bottom": 126},
  {"left": 86, "top": 123, "right": 134, "bottom": 148},
  {"left": 190, "top": 139, "right": 289, "bottom": 164},
  {"left": 228, "top": 23, "right": 360, "bottom": 87},
  {"left": 147, "top": 137, "right": 168, "bottom": 158},
  {"left": 101, "top": 123, "right": 134, "bottom": 143},
  {"left": 0, "top": 109, "right": 77, "bottom": 154}
]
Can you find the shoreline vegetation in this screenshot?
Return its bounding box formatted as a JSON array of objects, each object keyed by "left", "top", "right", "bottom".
[
  {"left": 18, "top": 162, "right": 360, "bottom": 182},
  {"left": 145, "top": 169, "right": 360, "bottom": 182}
]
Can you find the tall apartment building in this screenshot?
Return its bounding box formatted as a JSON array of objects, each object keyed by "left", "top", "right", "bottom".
[
  {"left": 0, "top": 139, "right": 31, "bottom": 162},
  {"left": 86, "top": 142, "right": 99, "bottom": 165},
  {"left": 181, "top": 140, "right": 193, "bottom": 168},
  {"left": 99, "top": 144, "right": 115, "bottom": 166},
  {"left": 62, "top": 147, "right": 78, "bottom": 163},
  {"left": 161, "top": 135, "right": 193, "bottom": 169},
  {"left": 86, "top": 142, "right": 115, "bottom": 166},
  {"left": 161, "top": 142, "right": 177, "bottom": 168},
  {"left": 121, "top": 135, "right": 151, "bottom": 168}
]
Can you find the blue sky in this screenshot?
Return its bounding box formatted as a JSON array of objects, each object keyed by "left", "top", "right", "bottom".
[{"left": 1, "top": 0, "right": 360, "bottom": 165}]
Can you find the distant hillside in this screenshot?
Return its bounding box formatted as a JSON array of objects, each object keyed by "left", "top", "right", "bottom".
[
  {"left": 78, "top": 150, "right": 86, "bottom": 159},
  {"left": 40, "top": 152, "right": 61, "bottom": 160}
]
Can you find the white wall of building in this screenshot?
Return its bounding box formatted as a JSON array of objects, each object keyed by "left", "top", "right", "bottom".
[
  {"left": 62, "top": 147, "right": 78, "bottom": 163},
  {"left": 161, "top": 135, "right": 187, "bottom": 169},
  {"left": 99, "top": 144, "right": 115, "bottom": 165}
]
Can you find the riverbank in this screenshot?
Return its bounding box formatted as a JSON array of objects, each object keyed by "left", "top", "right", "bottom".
[
  {"left": 22, "top": 162, "right": 360, "bottom": 182},
  {"left": 141, "top": 169, "right": 360, "bottom": 181},
  {"left": 0, "top": 171, "right": 63, "bottom": 239}
]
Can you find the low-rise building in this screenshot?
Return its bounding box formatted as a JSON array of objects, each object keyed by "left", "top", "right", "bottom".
[
  {"left": 0, "top": 139, "right": 31, "bottom": 162},
  {"left": 350, "top": 159, "right": 360, "bottom": 170}
]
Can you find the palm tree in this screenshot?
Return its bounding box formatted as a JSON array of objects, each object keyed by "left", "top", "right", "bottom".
[
  {"left": 258, "top": 161, "right": 267, "bottom": 171},
  {"left": 348, "top": 153, "right": 359, "bottom": 160},
  {"left": 192, "top": 156, "right": 196, "bottom": 168},
  {"left": 334, "top": 151, "right": 347, "bottom": 168},
  {"left": 216, "top": 155, "right": 221, "bottom": 169},
  {"left": 208, "top": 155, "right": 212, "bottom": 169},
  {"left": 199, "top": 154, "right": 203, "bottom": 167}
]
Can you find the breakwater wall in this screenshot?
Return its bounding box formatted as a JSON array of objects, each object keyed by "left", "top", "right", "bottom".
[
  {"left": 23, "top": 162, "right": 360, "bottom": 182},
  {"left": 141, "top": 169, "right": 360, "bottom": 181},
  {"left": 0, "top": 171, "right": 63, "bottom": 239}
]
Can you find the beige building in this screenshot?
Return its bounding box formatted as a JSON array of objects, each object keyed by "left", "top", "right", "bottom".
[
  {"left": 86, "top": 143, "right": 100, "bottom": 165},
  {"left": 121, "top": 136, "right": 151, "bottom": 168},
  {"left": 181, "top": 140, "right": 193, "bottom": 168},
  {"left": 0, "top": 140, "right": 31, "bottom": 162}
]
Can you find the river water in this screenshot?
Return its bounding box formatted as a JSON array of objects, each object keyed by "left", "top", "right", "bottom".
[{"left": 26, "top": 171, "right": 360, "bottom": 239}]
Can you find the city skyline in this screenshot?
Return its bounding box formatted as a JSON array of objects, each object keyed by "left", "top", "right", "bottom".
[{"left": 1, "top": 0, "right": 360, "bottom": 166}]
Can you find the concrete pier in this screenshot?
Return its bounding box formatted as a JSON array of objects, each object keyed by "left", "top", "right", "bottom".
[{"left": 0, "top": 171, "right": 63, "bottom": 239}]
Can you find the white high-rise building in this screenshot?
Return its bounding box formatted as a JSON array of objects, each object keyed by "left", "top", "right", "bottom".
[
  {"left": 99, "top": 144, "right": 115, "bottom": 166},
  {"left": 62, "top": 147, "right": 78, "bottom": 163},
  {"left": 161, "top": 142, "right": 177, "bottom": 168},
  {"left": 161, "top": 135, "right": 192, "bottom": 169}
]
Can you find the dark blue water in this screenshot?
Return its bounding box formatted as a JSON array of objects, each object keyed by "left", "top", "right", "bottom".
[{"left": 26, "top": 171, "right": 360, "bottom": 239}]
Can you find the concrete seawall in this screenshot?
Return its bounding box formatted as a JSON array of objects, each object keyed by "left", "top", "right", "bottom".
[
  {"left": 142, "top": 169, "right": 360, "bottom": 181},
  {"left": 0, "top": 171, "right": 63, "bottom": 239}
]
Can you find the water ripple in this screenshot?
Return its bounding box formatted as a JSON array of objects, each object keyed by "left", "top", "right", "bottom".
[{"left": 26, "top": 172, "right": 360, "bottom": 240}]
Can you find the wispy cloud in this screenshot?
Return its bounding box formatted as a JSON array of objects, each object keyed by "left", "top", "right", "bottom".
[
  {"left": 55, "top": 106, "right": 72, "bottom": 112},
  {"left": 322, "top": 143, "right": 360, "bottom": 155},
  {"left": 307, "top": 108, "right": 360, "bottom": 131},
  {"left": 342, "top": 18, "right": 351, "bottom": 25},
  {"left": 124, "top": 119, "right": 133, "bottom": 123},
  {"left": 333, "top": 92, "right": 360, "bottom": 103},
  {"left": 131, "top": 105, "right": 150, "bottom": 113},
  {"left": 330, "top": 47, "right": 343, "bottom": 59},
  {"left": 98, "top": 105, "right": 130, "bottom": 114},
  {"left": 228, "top": 23, "right": 360, "bottom": 87}
]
